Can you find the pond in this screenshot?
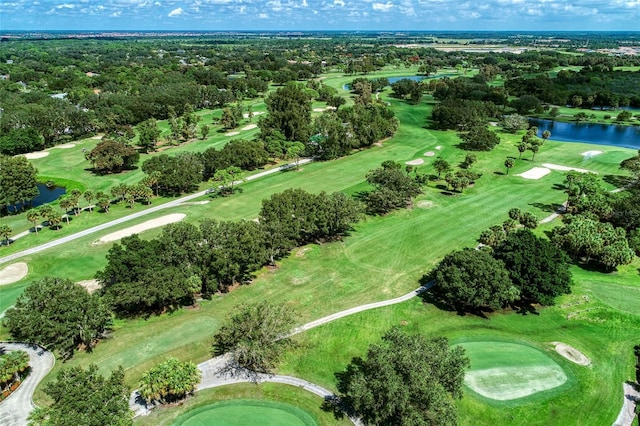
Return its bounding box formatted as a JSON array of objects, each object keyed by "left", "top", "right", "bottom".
[
  {"left": 342, "top": 73, "right": 456, "bottom": 91},
  {"left": 530, "top": 118, "right": 640, "bottom": 150},
  {"left": 10, "top": 183, "right": 66, "bottom": 211}
]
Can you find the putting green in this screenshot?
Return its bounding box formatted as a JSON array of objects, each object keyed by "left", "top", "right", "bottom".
[
  {"left": 172, "top": 399, "right": 318, "bottom": 426},
  {"left": 458, "top": 341, "right": 567, "bottom": 401}
]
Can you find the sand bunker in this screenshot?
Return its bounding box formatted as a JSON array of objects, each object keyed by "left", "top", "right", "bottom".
[
  {"left": 0, "top": 262, "right": 28, "bottom": 286},
  {"left": 405, "top": 159, "right": 424, "bottom": 166},
  {"left": 313, "top": 107, "right": 326, "bottom": 112},
  {"left": 243, "top": 111, "right": 264, "bottom": 119},
  {"left": 581, "top": 150, "right": 603, "bottom": 158},
  {"left": 52, "top": 143, "right": 76, "bottom": 149},
  {"left": 90, "top": 135, "right": 103, "bottom": 140},
  {"left": 542, "top": 163, "right": 595, "bottom": 174},
  {"left": 241, "top": 124, "right": 257, "bottom": 131},
  {"left": 552, "top": 342, "right": 591, "bottom": 366},
  {"left": 77, "top": 279, "right": 101, "bottom": 294},
  {"left": 224, "top": 131, "right": 240, "bottom": 137},
  {"left": 424, "top": 151, "right": 435, "bottom": 157},
  {"left": 23, "top": 151, "right": 49, "bottom": 160},
  {"left": 435, "top": 146, "right": 442, "bottom": 150},
  {"left": 517, "top": 167, "right": 551, "bottom": 180},
  {"left": 95, "top": 213, "right": 186, "bottom": 244}
]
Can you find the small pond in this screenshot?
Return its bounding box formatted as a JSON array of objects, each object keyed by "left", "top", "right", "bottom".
[
  {"left": 10, "top": 183, "right": 66, "bottom": 211},
  {"left": 530, "top": 118, "right": 640, "bottom": 150}
]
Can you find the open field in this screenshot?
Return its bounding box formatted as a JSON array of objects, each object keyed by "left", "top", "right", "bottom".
[{"left": 1, "top": 71, "right": 639, "bottom": 424}]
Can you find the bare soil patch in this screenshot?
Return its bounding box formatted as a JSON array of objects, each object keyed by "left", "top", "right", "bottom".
[
  {"left": 551, "top": 342, "right": 591, "bottom": 366},
  {"left": 0, "top": 262, "right": 28, "bottom": 286},
  {"left": 517, "top": 167, "right": 551, "bottom": 180},
  {"left": 77, "top": 279, "right": 101, "bottom": 294},
  {"left": 417, "top": 200, "right": 435, "bottom": 209},
  {"left": 94, "top": 213, "right": 186, "bottom": 244},
  {"left": 243, "top": 111, "right": 264, "bottom": 119},
  {"left": 23, "top": 151, "right": 49, "bottom": 160},
  {"left": 405, "top": 159, "right": 424, "bottom": 166}
]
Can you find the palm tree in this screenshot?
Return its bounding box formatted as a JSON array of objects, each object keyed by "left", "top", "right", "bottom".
[
  {"left": 0, "top": 224, "right": 12, "bottom": 246},
  {"left": 97, "top": 196, "right": 111, "bottom": 214},
  {"left": 59, "top": 197, "right": 73, "bottom": 224},
  {"left": 83, "top": 190, "right": 95, "bottom": 212},
  {"left": 530, "top": 143, "right": 540, "bottom": 161},
  {"left": 517, "top": 142, "right": 527, "bottom": 160},
  {"left": 27, "top": 210, "right": 40, "bottom": 233},
  {"left": 542, "top": 130, "right": 551, "bottom": 143},
  {"left": 505, "top": 158, "right": 515, "bottom": 175}
]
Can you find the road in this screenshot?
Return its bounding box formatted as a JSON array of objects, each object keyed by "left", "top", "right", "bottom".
[
  {"left": 0, "top": 159, "right": 312, "bottom": 267},
  {"left": 0, "top": 343, "right": 55, "bottom": 426}
]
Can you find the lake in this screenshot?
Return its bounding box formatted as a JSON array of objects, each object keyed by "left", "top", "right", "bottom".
[
  {"left": 530, "top": 118, "right": 640, "bottom": 150},
  {"left": 10, "top": 183, "right": 66, "bottom": 211}
]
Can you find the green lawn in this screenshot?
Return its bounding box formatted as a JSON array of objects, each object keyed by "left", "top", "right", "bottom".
[{"left": 1, "top": 72, "right": 638, "bottom": 425}]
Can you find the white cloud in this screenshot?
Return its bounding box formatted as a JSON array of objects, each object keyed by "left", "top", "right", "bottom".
[
  {"left": 168, "top": 7, "right": 183, "bottom": 16},
  {"left": 372, "top": 2, "right": 394, "bottom": 11},
  {"left": 334, "top": 0, "right": 345, "bottom": 6},
  {"left": 111, "top": 10, "right": 122, "bottom": 16},
  {"left": 259, "top": 12, "right": 269, "bottom": 18}
]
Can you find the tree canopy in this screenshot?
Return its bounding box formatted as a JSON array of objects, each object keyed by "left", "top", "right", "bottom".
[
  {"left": 138, "top": 357, "right": 200, "bottom": 405},
  {"left": 85, "top": 139, "right": 139, "bottom": 174},
  {"left": 4, "top": 277, "right": 112, "bottom": 359},
  {"left": 337, "top": 327, "right": 469, "bottom": 426}
]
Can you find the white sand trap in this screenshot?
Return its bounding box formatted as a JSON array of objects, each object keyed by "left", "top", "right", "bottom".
[
  {"left": 52, "top": 143, "right": 76, "bottom": 149},
  {"left": 243, "top": 111, "right": 264, "bottom": 119},
  {"left": 77, "top": 279, "right": 101, "bottom": 294},
  {"left": 23, "top": 151, "right": 49, "bottom": 159},
  {"left": 581, "top": 150, "right": 603, "bottom": 158},
  {"left": 405, "top": 159, "right": 424, "bottom": 166},
  {"left": 224, "top": 131, "right": 240, "bottom": 136},
  {"left": 95, "top": 213, "right": 186, "bottom": 244},
  {"left": 489, "top": 121, "right": 499, "bottom": 127},
  {"left": 424, "top": 151, "right": 435, "bottom": 157},
  {"left": 517, "top": 167, "right": 551, "bottom": 180},
  {"left": 435, "top": 146, "right": 442, "bottom": 150},
  {"left": 465, "top": 365, "right": 567, "bottom": 401},
  {"left": 241, "top": 124, "right": 257, "bottom": 131},
  {"left": 417, "top": 200, "right": 435, "bottom": 209},
  {"left": 313, "top": 107, "right": 326, "bottom": 112},
  {"left": 552, "top": 342, "right": 591, "bottom": 366},
  {"left": 90, "top": 135, "right": 103, "bottom": 140},
  {"left": 0, "top": 262, "right": 28, "bottom": 286},
  {"left": 542, "top": 163, "right": 595, "bottom": 174}
]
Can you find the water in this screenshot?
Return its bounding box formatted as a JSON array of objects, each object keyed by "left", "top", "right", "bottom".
[
  {"left": 530, "top": 118, "right": 640, "bottom": 150},
  {"left": 9, "top": 183, "right": 66, "bottom": 211},
  {"left": 342, "top": 73, "right": 455, "bottom": 91}
]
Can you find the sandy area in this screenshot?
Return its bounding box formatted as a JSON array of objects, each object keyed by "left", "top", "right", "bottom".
[
  {"left": 424, "top": 151, "right": 435, "bottom": 157},
  {"left": 489, "top": 121, "right": 499, "bottom": 126},
  {"left": 517, "top": 167, "right": 551, "bottom": 180},
  {"left": 313, "top": 107, "right": 326, "bottom": 112},
  {"left": 552, "top": 342, "right": 591, "bottom": 366},
  {"left": 405, "top": 159, "right": 424, "bottom": 166},
  {"left": 542, "top": 163, "right": 595, "bottom": 174},
  {"left": 224, "top": 131, "right": 240, "bottom": 137},
  {"left": 0, "top": 262, "right": 28, "bottom": 286},
  {"left": 94, "top": 213, "right": 186, "bottom": 244},
  {"left": 241, "top": 124, "right": 258, "bottom": 131},
  {"left": 90, "top": 135, "right": 103, "bottom": 140},
  {"left": 417, "top": 200, "right": 435, "bottom": 209},
  {"left": 77, "top": 279, "right": 101, "bottom": 294},
  {"left": 581, "top": 150, "right": 603, "bottom": 158},
  {"left": 243, "top": 111, "right": 264, "bottom": 119},
  {"left": 23, "top": 151, "right": 49, "bottom": 159},
  {"left": 52, "top": 143, "right": 76, "bottom": 149},
  {"left": 180, "top": 200, "right": 210, "bottom": 206},
  {"left": 435, "top": 146, "right": 442, "bottom": 150}
]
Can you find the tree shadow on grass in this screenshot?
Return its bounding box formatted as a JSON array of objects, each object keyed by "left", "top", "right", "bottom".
[
  {"left": 417, "top": 275, "right": 491, "bottom": 319},
  {"left": 530, "top": 202, "right": 562, "bottom": 214},
  {"left": 603, "top": 174, "right": 633, "bottom": 188}
]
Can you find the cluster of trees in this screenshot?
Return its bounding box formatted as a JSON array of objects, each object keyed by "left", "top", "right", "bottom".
[
  {"left": 390, "top": 78, "right": 424, "bottom": 105},
  {"left": 85, "top": 139, "right": 139, "bottom": 174},
  {"left": 0, "top": 154, "right": 39, "bottom": 214},
  {"left": 429, "top": 156, "right": 481, "bottom": 194},
  {"left": 4, "top": 277, "right": 112, "bottom": 359},
  {"left": 29, "top": 365, "right": 132, "bottom": 426},
  {"left": 364, "top": 161, "right": 424, "bottom": 214},
  {"left": 336, "top": 328, "right": 469, "bottom": 425},
  {"left": 95, "top": 188, "right": 362, "bottom": 316},
  {"left": 429, "top": 227, "right": 572, "bottom": 312},
  {"left": 138, "top": 358, "right": 200, "bottom": 405},
  {"left": 0, "top": 350, "right": 29, "bottom": 400}
]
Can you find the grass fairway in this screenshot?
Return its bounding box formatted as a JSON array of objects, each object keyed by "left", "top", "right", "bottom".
[
  {"left": 173, "top": 399, "right": 317, "bottom": 426},
  {"left": 456, "top": 341, "right": 568, "bottom": 401}
]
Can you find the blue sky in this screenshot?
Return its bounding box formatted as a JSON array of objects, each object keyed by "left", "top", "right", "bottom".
[{"left": 1, "top": 0, "right": 639, "bottom": 31}]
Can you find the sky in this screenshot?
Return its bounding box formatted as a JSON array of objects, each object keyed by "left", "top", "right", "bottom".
[{"left": 1, "top": 0, "right": 640, "bottom": 32}]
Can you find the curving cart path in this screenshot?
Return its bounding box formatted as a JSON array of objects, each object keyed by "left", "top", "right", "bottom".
[{"left": 0, "top": 343, "right": 55, "bottom": 426}]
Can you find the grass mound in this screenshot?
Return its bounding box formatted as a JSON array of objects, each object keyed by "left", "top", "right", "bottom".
[
  {"left": 458, "top": 341, "right": 567, "bottom": 401},
  {"left": 172, "top": 399, "right": 317, "bottom": 426}
]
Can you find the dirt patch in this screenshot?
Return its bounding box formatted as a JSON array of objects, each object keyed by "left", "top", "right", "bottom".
[
  {"left": 424, "top": 151, "right": 435, "bottom": 157},
  {"left": 0, "top": 262, "right": 28, "bottom": 286},
  {"left": 551, "top": 342, "right": 591, "bottom": 366},
  {"left": 295, "top": 247, "right": 312, "bottom": 257},
  {"left": 241, "top": 124, "right": 257, "bottom": 131},
  {"left": 77, "top": 279, "right": 101, "bottom": 294},
  {"left": 313, "top": 107, "right": 326, "bottom": 112},
  {"left": 542, "top": 163, "right": 595, "bottom": 174},
  {"left": 23, "top": 151, "right": 49, "bottom": 160},
  {"left": 405, "top": 159, "right": 424, "bottom": 166},
  {"left": 517, "top": 167, "right": 551, "bottom": 180},
  {"left": 94, "top": 213, "right": 186, "bottom": 244},
  {"left": 224, "top": 131, "right": 240, "bottom": 137},
  {"left": 90, "top": 135, "right": 103, "bottom": 140}
]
